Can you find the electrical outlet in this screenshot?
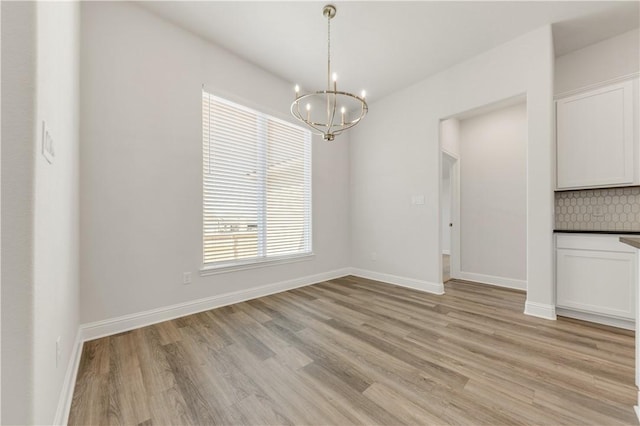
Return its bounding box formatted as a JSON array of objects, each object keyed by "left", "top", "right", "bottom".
[
  {"left": 183, "top": 272, "right": 192, "bottom": 285},
  {"left": 56, "top": 336, "right": 61, "bottom": 368}
]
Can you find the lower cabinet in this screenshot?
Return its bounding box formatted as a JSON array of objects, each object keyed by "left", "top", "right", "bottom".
[{"left": 556, "top": 234, "right": 637, "bottom": 329}]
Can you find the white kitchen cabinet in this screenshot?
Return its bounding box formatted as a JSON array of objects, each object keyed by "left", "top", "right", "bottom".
[
  {"left": 556, "top": 79, "right": 637, "bottom": 190},
  {"left": 556, "top": 234, "right": 637, "bottom": 329}
]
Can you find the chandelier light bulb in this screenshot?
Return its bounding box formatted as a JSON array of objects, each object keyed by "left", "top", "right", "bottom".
[
  {"left": 361, "top": 90, "right": 366, "bottom": 99},
  {"left": 295, "top": 84, "right": 300, "bottom": 94},
  {"left": 306, "top": 103, "right": 311, "bottom": 111},
  {"left": 332, "top": 72, "right": 338, "bottom": 82}
]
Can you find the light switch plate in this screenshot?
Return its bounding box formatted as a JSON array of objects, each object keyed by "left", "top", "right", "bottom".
[
  {"left": 42, "top": 121, "right": 54, "bottom": 164},
  {"left": 412, "top": 195, "right": 425, "bottom": 205}
]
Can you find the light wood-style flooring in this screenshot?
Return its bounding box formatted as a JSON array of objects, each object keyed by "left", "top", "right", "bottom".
[{"left": 69, "top": 276, "right": 637, "bottom": 425}]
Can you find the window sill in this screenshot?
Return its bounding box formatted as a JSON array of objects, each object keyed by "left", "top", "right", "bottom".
[{"left": 199, "top": 253, "right": 315, "bottom": 276}]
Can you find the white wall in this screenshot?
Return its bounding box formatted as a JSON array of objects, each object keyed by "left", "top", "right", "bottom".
[
  {"left": 350, "top": 26, "right": 555, "bottom": 317},
  {"left": 555, "top": 28, "right": 639, "bottom": 95},
  {"left": 1, "top": 1, "right": 80, "bottom": 424},
  {"left": 459, "top": 102, "right": 527, "bottom": 288},
  {"left": 33, "top": 2, "right": 80, "bottom": 423},
  {"left": 80, "top": 2, "right": 350, "bottom": 324},
  {"left": 2, "top": 3, "right": 36, "bottom": 423},
  {"left": 440, "top": 118, "right": 460, "bottom": 158}
]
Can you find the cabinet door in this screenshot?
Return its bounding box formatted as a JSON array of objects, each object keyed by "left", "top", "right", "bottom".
[
  {"left": 557, "top": 81, "right": 634, "bottom": 189},
  {"left": 556, "top": 247, "right": 636, "bottom": 319}
]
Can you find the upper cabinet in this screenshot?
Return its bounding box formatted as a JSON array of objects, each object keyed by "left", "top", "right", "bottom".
[{"left": 556, "top": 79, "right": 638, "bottom": 190}]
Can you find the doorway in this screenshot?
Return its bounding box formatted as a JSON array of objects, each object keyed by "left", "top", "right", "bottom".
[
  {"left": 439, "top": 97, "right": 527, "bottom": 291},
  {"left": 441, "top": 152, "right": 456, "bottom": 283}
]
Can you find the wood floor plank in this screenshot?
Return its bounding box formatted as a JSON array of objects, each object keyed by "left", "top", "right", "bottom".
[
  {"left": 363, "top": 381, "right": 446, "bottom": 424},
  {"left": 263, "top": 319, "right": 374, "bottom": 394},
  {"left": 147, "top": 386, "right": 194, "bottom": 426},
  {"left": 293, "top": 363, "right": 388, "bottom": 425},
  {"left": 176, "top": 326, "right": 246, "bottom": 409},
  {"left": 69, "top": 276, "right": 637, "bottom": 425},
  {"left": 162, "top": 341, "right": 232, "bottom": 424},
  {"left": 134, "top": 327, "right": 176, "bottom": 395},
  {"left": 221, "top": 342, "right": 321, "bottom": 424},
  {"left": 228, "top": 393, "right": 294, "bottom": 426},
  {"left": 205, "top": 308, "right": 276, "bottom": 361},
  {"left": 299, "top": 362, "right": 406, "bottom": 425},
  {"left": 154, "top": 320, "right": 182, "bottom": 345},
  {"left": 67, "top": 340, "right": 110, "bottom": 425}
]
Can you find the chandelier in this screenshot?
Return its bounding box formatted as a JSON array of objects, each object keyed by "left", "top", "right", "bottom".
[{"left": 291, "top": 4, "right": 368, "bottom": 141}]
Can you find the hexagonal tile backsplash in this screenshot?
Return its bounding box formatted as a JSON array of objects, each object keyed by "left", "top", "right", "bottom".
[{"left": 555, "top": 187, "right": 640, "bottom": 231}]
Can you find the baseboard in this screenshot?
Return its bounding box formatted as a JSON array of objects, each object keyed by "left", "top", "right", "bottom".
[
  {"left": 349, "top": 268, "right": 444, "bottom": 295},
  {"left": 80, "top": 267, "right": 351, "bottom": 342},
  {"left": 556, "top": 307, "right": 635, "bottom": 330},
  {"left": 442, "top": 250, "right": 450, "bottom": 255},
  {"left": 524, "top": 300, "right": 557, "bottom": 320},
  {"left": 458, "top": 271, "right": 526, "bottom": 291},
  {"left": 53, "top": 329, "right": 84, "bottom": 425}
]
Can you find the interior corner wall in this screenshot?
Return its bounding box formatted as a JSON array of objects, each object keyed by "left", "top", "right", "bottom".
[
  {"left": 79, "top": 2, "right": 351, "bottom": 324},
  {"left": 555, "top": 28, "right": 640, "bottom": 95},
  {"left": 32, "top": 2, "right": 80, "bottom": 424},
  {"left": 1, "top": 2, "right": 36, "bottom": 423},
  {"left": 1, "top": 2, "right": 80, "bottom": 424},
  {"left": 2, "top": 2, "right": 79, "bottom": 424},
  {"left": 459, "top": 102, "right": 527, "bottom": 286},
  {"left": 350, "top": 25, "right": 554, "bottom": 312}
]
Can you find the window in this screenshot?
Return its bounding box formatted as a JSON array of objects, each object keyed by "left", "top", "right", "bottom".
[{"left": 202, "top": 91, "right": 312, "bottom": 269}]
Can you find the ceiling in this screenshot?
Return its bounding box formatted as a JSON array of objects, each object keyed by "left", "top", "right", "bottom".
[{"left": 138, "top": 1, "right": 639, "bottom": 103}]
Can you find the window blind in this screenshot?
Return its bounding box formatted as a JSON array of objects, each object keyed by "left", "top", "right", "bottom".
[{"left": 202, "top": 91, "right": 312, "bottom": 267}]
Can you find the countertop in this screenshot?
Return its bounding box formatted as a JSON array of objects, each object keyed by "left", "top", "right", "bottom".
[
  {"left": 554, "top": 230, "right": 640, "bottom": 235},
  {"left": 620, "top": 237, "right": 640, "bottom": 249}
]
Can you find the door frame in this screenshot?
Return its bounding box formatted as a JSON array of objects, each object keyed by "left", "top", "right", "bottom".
[{"left": 440, "top": 150, "right": 460, "bottom": 284}]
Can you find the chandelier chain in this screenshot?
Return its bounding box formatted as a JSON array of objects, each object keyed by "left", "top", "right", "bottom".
[{"left": 327, "top": 13, "right": 331, "bottom": 90}]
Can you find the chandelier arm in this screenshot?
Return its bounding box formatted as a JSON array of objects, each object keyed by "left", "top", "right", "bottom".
[
  {"left": 292, "top": 91, "right": 367, "bottom": 129},
  {"left": 293, "top": 100, "right": 306, "bottom": 123},
  {"left": 333, "top": 114, "right": 366, "bottom": 134},
  {"left": 294, "top": 100, "right": 326, "bottom": 129},
  {"left": 292, "top": 104, "right": 327, "bottom": 134},
  {"left": 335, "top": 103, "right": 368, "bottom": 131},
  {"left": 300, "top": 118, "right": 328, "bottom": 135},
  {"left": 292, "top": 101, "right": 332, "bottom": 133},
  {"left": 328, "top": 92, "right": 338, "bottom": 134},
  {"left": 296, "top": 90, "right": 365, "bottom": 100}
]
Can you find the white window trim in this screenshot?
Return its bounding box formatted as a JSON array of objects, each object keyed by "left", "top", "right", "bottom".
[{"left": 199, "top": 252, "right": 315, "bottom": 276}]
